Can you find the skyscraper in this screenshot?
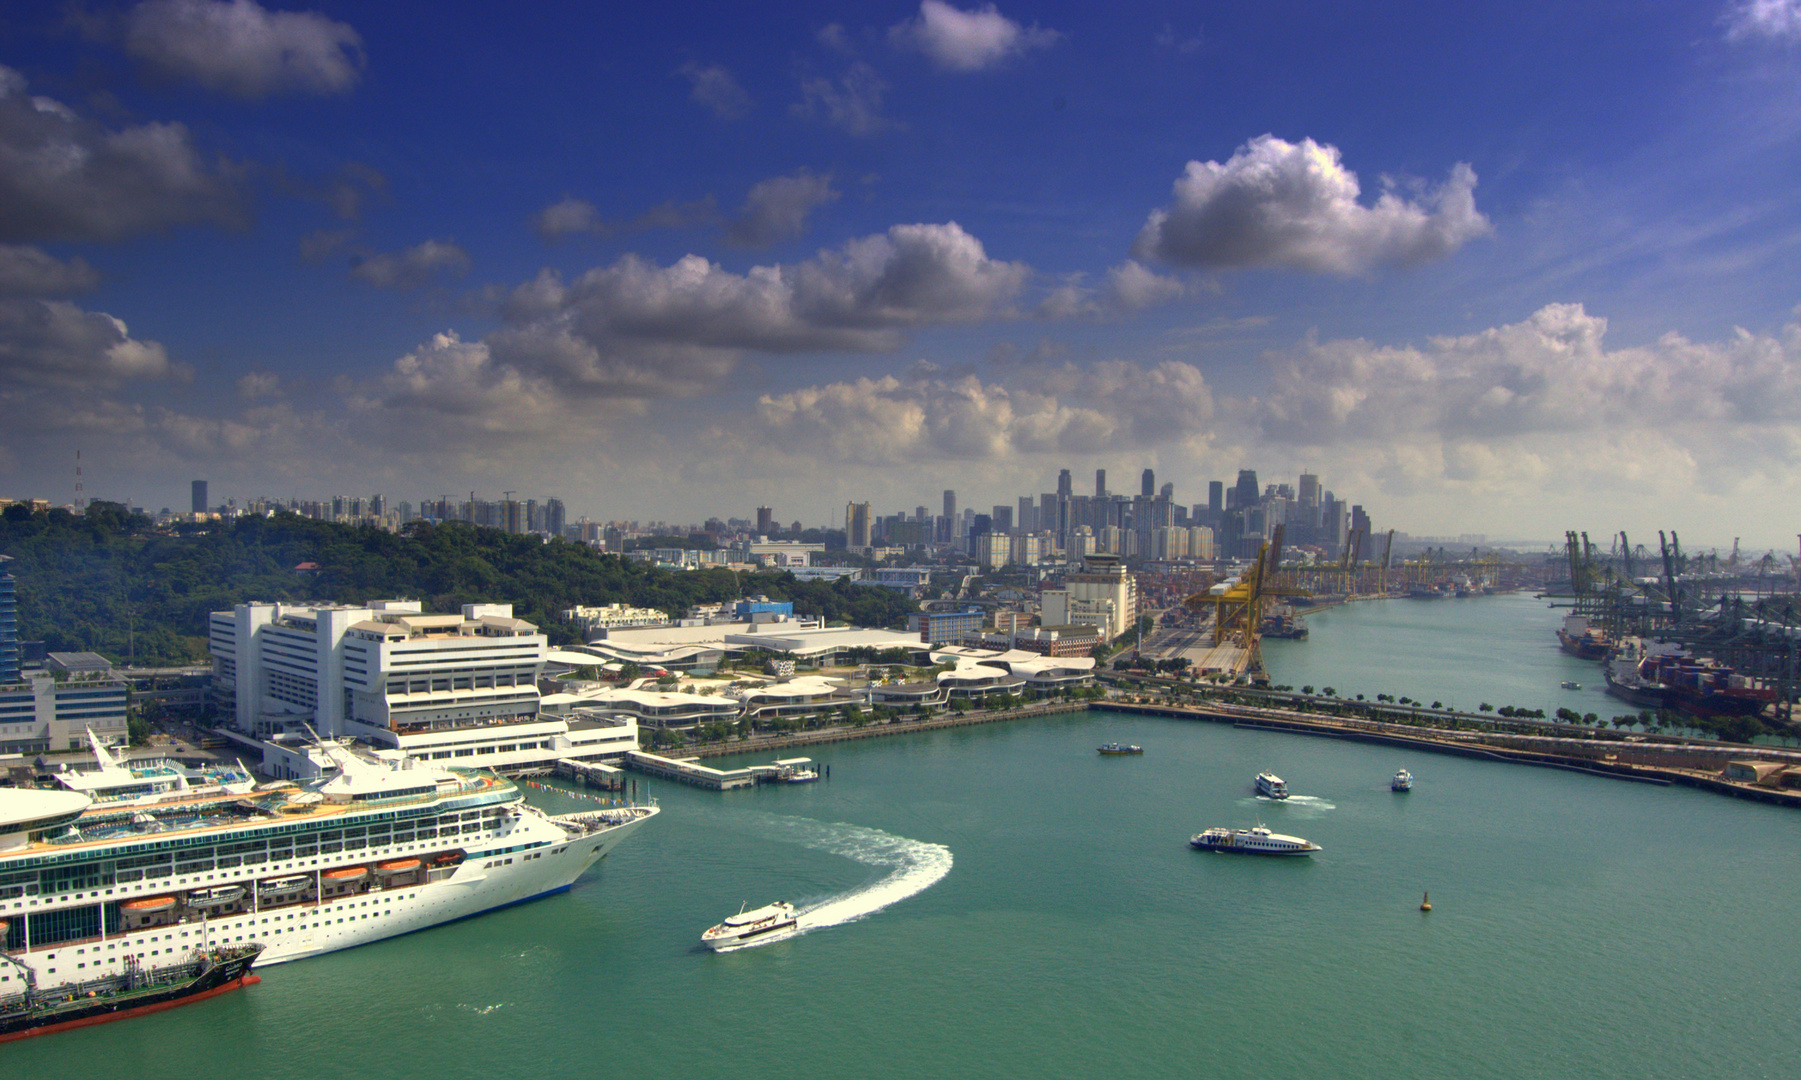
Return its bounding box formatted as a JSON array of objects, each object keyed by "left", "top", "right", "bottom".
[
  {"left": 1057, "top": 469, "right": 1072, "bottom": 499},
  {"left": 0, "top": 554, "right": 17, "bottom": 686},
  {"left": 191, "top": 480, "right": 208, "bottom": 514},
  {"left": 847, "top": 502, "right": 872, "bottom": 549},
  {"left": 1094, "top": 469, "right": 1107, "bottom": 499},
  {"left": 1208, "top": 480, "right": 1223, "bottom": 515},
  {"left": 1232, "top": 469, "right": 1259, "bottom": 510},
  {"left": 1299, "top": 472, "right": 1321, "bottom": 506},
  {"left": 1141, "top": 468, "right": 1155, "bottom": 498},
  {"left": 757, "top": 506, "right": 775, "bottom": 535}
]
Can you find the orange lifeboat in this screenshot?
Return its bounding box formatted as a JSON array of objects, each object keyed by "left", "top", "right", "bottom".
[
  {"left": 122, "top": 896, "right": 177, "bottom": 914},
  {"left": 375, "top": 858, "right": 421, "bottom": 875},
  {"left": 322, "top": 867, "right": 369, "bottom": 883}
]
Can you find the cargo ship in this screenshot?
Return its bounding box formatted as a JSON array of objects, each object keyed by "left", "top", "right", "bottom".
[
  {"left": 1556, "top": 615, "right": 1613, "bottom": 661},
  {"left": 0, "top": 943, "right": 262, "bottom": 1043}
]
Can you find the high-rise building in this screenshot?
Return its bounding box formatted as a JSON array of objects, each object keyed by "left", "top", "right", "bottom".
[
  {"left": 1094, "top": 469, "right": 1107, "bottom": 499},
  {"left": 1141, "top": 469, "right": 1155, "bottom": 498},
  {"left": 1209, "top": 480, "right": 1223, "bottom": 515},
  {"left": 1160, "top": 481, "right": 1174, "bottom": 502},
  {"left": 991, "top": 505, "right": 1013, "bottom": 533},
  {"left": 1017, "top": 496, "right": 1036, "bottom": 533},
  {"left": 1232, "top": 469, "right": 1260, "bottom": 510},
  {"left": 544, "top": 498, "right": 567, "bottom": 539},
  {"left": 191, "top": 480, "right": 208, "bottom": 514},
  {"left": 0, "top": 554, "right": 17, "bottom": 686},
  {"left": 1299, "top": 472, "right": 1321, "bottom": 507},
  {"left": 847, "top": 502, "right": 872, "bottom": 549},
  {"left": 756, "top": 506, "right": 775, "bottom": 535},
  {"left": 1057, "top": 469, "right": 1072, "bottom": 499}
]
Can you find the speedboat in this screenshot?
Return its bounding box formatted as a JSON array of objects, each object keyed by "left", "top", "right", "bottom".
[
  {"left": 1097, "top": 743, "right": 1143, "bottom": 755},
  {"left": 1391, "top": 769, "right": 1413, "bottom": 792},
  {"left": 1254, "top": 772, "right": 1289, "bottom": 799},
  {"left": 1190, "top": 825, "right": 1320, "bottom": 855},
  {"left": 701, "top": 901, "right": 800, "bottom": 951}
]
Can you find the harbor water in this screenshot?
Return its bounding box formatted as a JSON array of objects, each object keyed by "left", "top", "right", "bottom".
[
  {"left": 10, "top": 597, "right": 1799, "bottom": 1077},
  {"left": 1264, "top": 592, "right": 1621, "bottom": 719}
]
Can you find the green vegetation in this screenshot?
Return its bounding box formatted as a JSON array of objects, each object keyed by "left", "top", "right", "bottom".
[{"left": 0, "top": 505, "right": 917, "bottom": 666}]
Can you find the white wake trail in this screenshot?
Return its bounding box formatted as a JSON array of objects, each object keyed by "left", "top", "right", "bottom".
[{"left": 726, "top": 815, "right": 952, "bottom": 948}]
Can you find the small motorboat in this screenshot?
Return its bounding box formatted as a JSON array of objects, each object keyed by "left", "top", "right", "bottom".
[
  {"left": 1097, "top": 743, "right": 1143, "bottom": 755},
  {"left": 701, "top": 902, "right": 800, "bottom": 952},
  {"left": 1560, "top": 681, "right": 1582, "bottom": 691}
]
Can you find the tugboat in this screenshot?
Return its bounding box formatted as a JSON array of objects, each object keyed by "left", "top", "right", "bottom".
[
  {"left": 1189, "top": 825, "right": 1320, "bottom": 855},
  {"left": 1097, "top": 743, "right": 1144, "bottom": 755},
  {"left": 1254, "top": 772, "right": 1289, "bottom": 799},
  {"left": 0, "top": 944, "right": 263, "bottom": 1043},
  {"left": 701, "top": 902, "right": 800, "bottom": 952}
]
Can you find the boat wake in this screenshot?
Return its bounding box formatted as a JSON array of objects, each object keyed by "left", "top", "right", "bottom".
[
  {"left": 728, "top": 815, "right": 952, "bottom": 948},
  {"left": 1248, "top": 794, "right": 1336, "bottom": 811}
]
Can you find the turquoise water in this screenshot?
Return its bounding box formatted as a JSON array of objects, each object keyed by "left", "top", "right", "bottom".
[
  {"left": 11, "top": 696, "right": 1801, "bottom": 1078},
  {"left": 1264, "top": 592, "right": 1619, "bottom": 719}
]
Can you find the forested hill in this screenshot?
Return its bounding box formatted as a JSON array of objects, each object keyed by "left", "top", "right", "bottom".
[{"left": 0, "top": 504, "right": 919, "bottom": 666}]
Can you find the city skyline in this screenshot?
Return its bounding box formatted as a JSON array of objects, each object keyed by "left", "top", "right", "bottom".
[{"left": 5, "top": 3, "right": 1801, "bottom": 548}]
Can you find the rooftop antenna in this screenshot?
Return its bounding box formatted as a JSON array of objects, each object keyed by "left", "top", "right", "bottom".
[{"left": 73, "top": 449, "right": 84, "bottom": 510}]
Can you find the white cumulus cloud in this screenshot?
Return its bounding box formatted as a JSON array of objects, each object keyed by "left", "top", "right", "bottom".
[
  {"left": 676, "top": 60, "right": 753, "bottom": 119},
  {"left": 889, "top": 1, "right": 1060, "bottom": 71},
  {"left": 0, "top": 298, "right": 175, "bottom": 389},
  {"left": 0, "top": 65, "right": 245, "bottom": 242},
  {"left": 726, "top": 169, "right": 840, "bottom": 248},
  {"left": 124, "top": 0, "right": 364, "bottom": 99},
  {"left": 349, "top": 240, "right": 471, "bottom": 290},
  {"left": 1133, "top": 135, "right": 1491, "bottom": 275},
  {"left": 1727, "top": 0, "right": 1801, "bottom": 40},
  {"left": 0, "top": 244, "right": 100, "bottom": 296}
]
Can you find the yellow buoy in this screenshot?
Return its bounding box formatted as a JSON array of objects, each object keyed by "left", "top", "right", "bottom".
[{"left": 1420, "top": 890, "right": 1432, "bottom": 912}]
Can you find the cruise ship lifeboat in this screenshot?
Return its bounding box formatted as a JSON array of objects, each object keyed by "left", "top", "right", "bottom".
[
  {"left": 375, "top": 858, "right": 422, "bottom": 885},
  {"left": 122, "top": 895, "right": 178, "bottom": 929},
  {"left": 322, "top": 866, "right": 370, "bottom": 896},
  {"left": 184, "top": 885, "right": 245, "bottom": 910},
  {"left": 257, "top": 874, "right": 311, "bottom": 899}
]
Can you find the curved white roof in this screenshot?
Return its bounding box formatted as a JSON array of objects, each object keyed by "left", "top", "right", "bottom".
[{"left": 0, "top": 787, "right": 93, "bottom": 828}]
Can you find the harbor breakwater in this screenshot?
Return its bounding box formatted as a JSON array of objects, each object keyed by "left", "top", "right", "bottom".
[{"left": 654, "top": 692, "right": 1801, "bottom": 808}]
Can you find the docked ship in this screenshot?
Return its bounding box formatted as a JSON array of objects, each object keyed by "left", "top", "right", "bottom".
[
  {"left": 0, "top": 738, "right": 657, "bottom": 1008},
  {"left": 1254, "top": 772, "right": 1289, "bottom": 799},
  {"left": 701, "top": 902, "right": 799, "bottom": 951},
  {"left": 1189, "top": 826, "right": 1320, "bottom": 855},
  {"left": 1556, "top": 615, "right": 1613, "bottom": 661},
  {"left": 1604, "top": 640, "right": 1774, "bottom": 718},
  {"left": 0, "top": 942, "right": 262, "bottom": 1043},
  {"left": 1259, "top": 604, "right": 1309, "bottom": 640}
]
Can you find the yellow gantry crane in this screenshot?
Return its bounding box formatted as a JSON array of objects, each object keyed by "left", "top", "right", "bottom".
[{"left": 1181, "top": 524, "right": 1308, "bottom": 680}]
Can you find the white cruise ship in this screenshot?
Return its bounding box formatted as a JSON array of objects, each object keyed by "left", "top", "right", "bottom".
[{"left": 0, "top": 739, "right": 655, "bottom": 1001}]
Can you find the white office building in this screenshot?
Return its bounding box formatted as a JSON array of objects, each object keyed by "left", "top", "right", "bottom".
[{"left": 210, "top": 600, "right": 634, "bottom": 776}]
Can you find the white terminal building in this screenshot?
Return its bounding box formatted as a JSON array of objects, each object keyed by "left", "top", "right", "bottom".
[
  {"left": 1038, "top": 553, "right": 1139, "bottom": 643},
  {"left": 209, "top": 600, "right": 636, "bottom": 778}
]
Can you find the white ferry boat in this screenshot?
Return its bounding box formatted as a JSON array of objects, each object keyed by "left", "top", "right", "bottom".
[
  {"left": 0, "top": 738, "right": 655, "bottom": 1002},
  {"left": 1391, "top": 769, "right": 1413, "bottom": 792},
  {"left": 1189, "top": 825, "right": 1320, "bottom": 856},
  {"left": 701, "top": 902, "right": 799, "bottom": 951},
  {"left": 1254, "top": 772, "right": 1289, "bottom": 799}
]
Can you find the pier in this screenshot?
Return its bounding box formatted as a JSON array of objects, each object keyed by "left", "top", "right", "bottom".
[
  {"left": 621, "top": 751, "right": 822, "bottom": 790},
  {"left": 553, "top": 757, "right": 624, "bottom": 791}
]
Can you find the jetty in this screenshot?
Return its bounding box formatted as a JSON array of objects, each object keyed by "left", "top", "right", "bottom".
[{"left": 621, "top": 751, "right": 824, "bottom": 791}]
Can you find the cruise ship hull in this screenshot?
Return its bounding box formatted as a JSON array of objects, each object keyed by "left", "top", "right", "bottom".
[
  {"left": 1, "top": 779, "right": 657, "bottom": 999},
  {"left": 247, "top": 808, "right": 654, "bottom": 967}
]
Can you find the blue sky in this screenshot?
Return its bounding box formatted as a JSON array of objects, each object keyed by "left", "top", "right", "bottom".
[{"left": 5, "top": 0, "right": 1801, "bottom": 547}]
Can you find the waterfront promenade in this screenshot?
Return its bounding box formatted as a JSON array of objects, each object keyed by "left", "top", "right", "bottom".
[{"left": 654, "top": 690, "right": 1801, "bottom": 808}]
